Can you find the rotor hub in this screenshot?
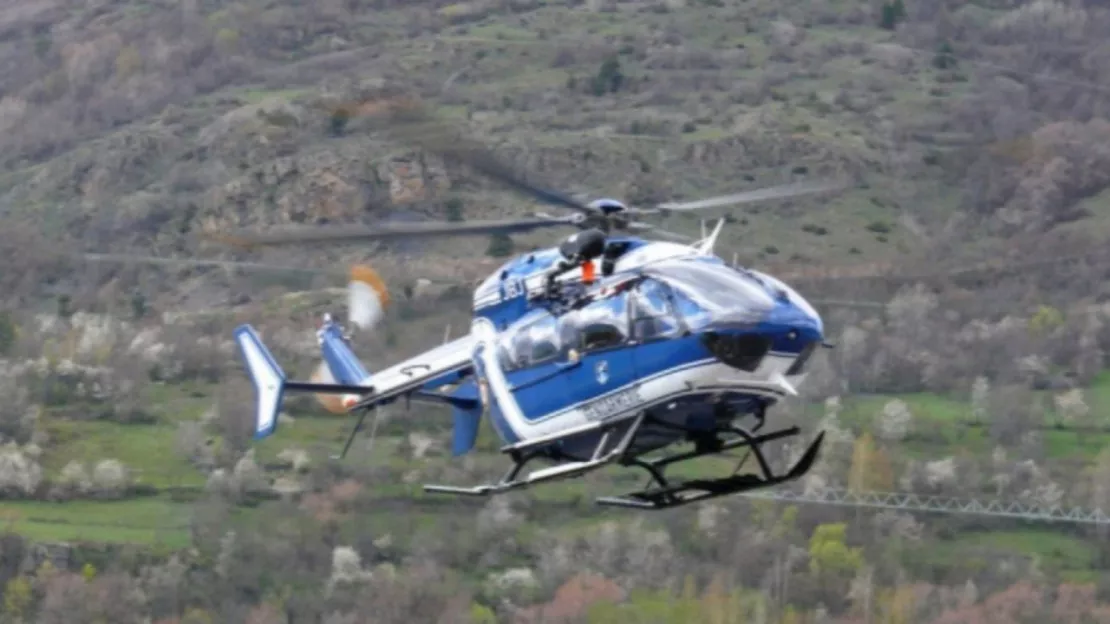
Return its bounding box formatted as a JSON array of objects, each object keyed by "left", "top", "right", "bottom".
[{"left": 587, "top": 198, "right": 629, "bottom": 216}]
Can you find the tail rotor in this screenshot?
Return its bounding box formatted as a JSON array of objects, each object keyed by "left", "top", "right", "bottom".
[
  {"left": 348, "top": 263, "right": 390, "bottom": 331},
  {"left": 310, "top": 263, "right": 391, "bottom": 414}
]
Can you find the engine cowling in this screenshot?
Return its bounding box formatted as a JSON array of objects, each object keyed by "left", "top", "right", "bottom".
[{"left": 557, "top": 228, "right": 607, "bottom": 262}]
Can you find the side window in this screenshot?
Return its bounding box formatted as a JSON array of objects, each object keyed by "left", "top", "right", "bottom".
[
  {"left": 526, "top": 315, "right": 560, "bottom": 364},
  {"left": 573, "top": 292, "right": 630, "bottom": 352},
  {"left": 557, "top": 316, "right": 580, "bottom": 358},
  {"left": 500, "top": 313, "right": 561, "bottom": 370},
  {"left": 630, "top": 279, "right": 681, "bottom": 341}
]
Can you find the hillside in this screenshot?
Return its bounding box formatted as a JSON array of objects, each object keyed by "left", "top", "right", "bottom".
[
  {"left": 0, "top": 0, "right": 1107, "bottom": 295},
  {"left": 3, "top": 0, "right": 1110, "bottom": 622}
]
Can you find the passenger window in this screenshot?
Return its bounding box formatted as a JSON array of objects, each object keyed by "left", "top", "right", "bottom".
[
  {"left": 557, "top": 316, "right": 580, "bottom": 358},
  {"left": 571, "top": 292, "right": 629, "bottom": 352},
  {"left": 630, "top": 279, "right": 680, "bottom": 341}
]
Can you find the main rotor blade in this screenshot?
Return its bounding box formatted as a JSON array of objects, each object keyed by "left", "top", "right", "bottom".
[
  {"left": 448, "top": 146, "right": 598, "bottom": 216},
  {"left": 79, "top": 252, "right": 343, "bottom": 276},
  {"left": 624, "top": 222, "right": 694, "bottom": 242},
  {"left": 358, "top": 96, "right": 598, "bottom": 216},
  {"left": 650, "top": 179, "right": 847, "bottom": 213},
  {"left": 209, "top": 216, "right": 581, "bottom": 248}
]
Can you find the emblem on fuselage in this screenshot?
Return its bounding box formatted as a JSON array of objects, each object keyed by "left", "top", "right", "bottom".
[{"left": 595, "top": 360, "right": 609, "bottom": 385}]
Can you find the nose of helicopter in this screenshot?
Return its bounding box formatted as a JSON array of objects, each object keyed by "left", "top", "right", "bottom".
[{"left": 699, "top": 298, "right": 823, "bottom": 373}]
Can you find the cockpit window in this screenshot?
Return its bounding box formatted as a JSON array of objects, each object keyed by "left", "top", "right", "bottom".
[
  {"left": 647, "top": 260, "right": 775, "bottom": 320},
  {"left": 630, "top": 278, "right": 681, "bottom": 340}
]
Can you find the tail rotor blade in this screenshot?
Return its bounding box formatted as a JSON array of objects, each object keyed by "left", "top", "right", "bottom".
[{"left": 348, "top": 264, "right": 390, "bottom": 331}]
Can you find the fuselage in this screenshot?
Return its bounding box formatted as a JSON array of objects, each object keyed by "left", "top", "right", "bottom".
[{"left": 457, "top": 238, "right": 824, "bottom": 461}]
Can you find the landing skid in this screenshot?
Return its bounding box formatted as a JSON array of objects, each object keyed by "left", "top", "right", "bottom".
[
  {"left": 422, "top": 410, "right": 824, "bottom": 510},
  {"left": 596, "top": 427, "right": 825, "bottom": 510}
]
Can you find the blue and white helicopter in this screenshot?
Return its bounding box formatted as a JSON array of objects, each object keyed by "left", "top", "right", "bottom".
[{"left": 219, "top": 99, "right": 843, "bottom": 509}]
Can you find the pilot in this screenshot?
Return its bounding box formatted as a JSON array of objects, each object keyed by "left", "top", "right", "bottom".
[{"left": 513, "top": 333, "right": 533, "bottom": 368}]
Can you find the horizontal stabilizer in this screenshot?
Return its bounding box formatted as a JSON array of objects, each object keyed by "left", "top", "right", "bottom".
[{"left": 234, "top": 325, "right": 287, "bottom": 440}]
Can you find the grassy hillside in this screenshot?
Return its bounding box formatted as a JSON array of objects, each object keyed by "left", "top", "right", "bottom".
[{"left": 0, "top": 0, "right": 1105, "bottom": 296}]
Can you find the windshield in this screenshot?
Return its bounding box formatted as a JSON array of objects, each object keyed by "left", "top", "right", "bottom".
[
  {"left": 746, "top": 269, "right": 823, "bottom": 333},
  {"left": 647, "top": 260, "right": 775, "bottom": 321}
]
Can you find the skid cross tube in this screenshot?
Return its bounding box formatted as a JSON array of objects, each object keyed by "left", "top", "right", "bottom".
[{"left": 596, "top": 428, "right": 826, "bottom": 510}]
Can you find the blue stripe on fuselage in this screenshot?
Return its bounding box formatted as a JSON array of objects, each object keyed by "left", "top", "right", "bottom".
[{"left": 508, "top": 297, "right": 821, "bottom": 424}]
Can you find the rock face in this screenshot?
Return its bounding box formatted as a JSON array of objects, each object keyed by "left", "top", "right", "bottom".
[
  {"left": 385, "top": 154, "right": 451, "bottom": 205},
  {"left": 200, "top": 140, "right": 452, "bottom": 233}
]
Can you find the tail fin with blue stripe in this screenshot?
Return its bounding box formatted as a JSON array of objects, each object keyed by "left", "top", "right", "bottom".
[
  {"left": 318, "top": 322, "right": 370, "bottom": 386},
  {"left": 234, "top": 325, "right": 289, "bottom": 440},
  {"left": 233, "top": 323, "right": 376, "bottom": 440}
]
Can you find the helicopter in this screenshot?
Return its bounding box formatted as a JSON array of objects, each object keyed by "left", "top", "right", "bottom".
[{"left": 222, "top": 95, "right": 844, "bottom": 509}]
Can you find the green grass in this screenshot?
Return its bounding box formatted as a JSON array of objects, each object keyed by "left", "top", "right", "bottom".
[
  {"left": 2, "top": 497, "right": 192, "bottom": 549},
  {"left": 40, "top": 419, "right": 205, "bottom": 488},
  {"left": 914, "top": 530, "right": 1101, "bottom": 584},
  {"left": 37, "top": 382, "right": 215, "bottom": 488},
  {"left": 816, "top": 373, "right": 1110, "bottom": 460}
]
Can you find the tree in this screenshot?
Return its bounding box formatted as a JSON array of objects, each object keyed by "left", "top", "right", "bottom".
[
  {"left": 0, "top": 311, "right": 15, "bottom": 355},
  {"left": 875, "top": 584, "right": 918, "bottom": 624},
  {"left": 445, "top": 197, "right": 464, "bottom": 222},
  {"left": 933, "top": 40, "right": 956, "bottom": 69},
  {"left": 590, "top": 56, "right": 624, "bottom": 96},
  {"left": 808, "top": 523, "right": 863, "bottom": 578},
  {"left": 879, "top": 0, "right": 905, "bottom": 29},
  {"left": 3, "top": 576, "right": 32, "bottom": 621},
  {"left": 1088, "top": 447, "right": 1110, "bottom": 539},
  {"left": 329, "top": 107, "right": 351, "bottom": 137},
  {"left": 486, "top": 233, "right": 513, "bottom": 257},
  {"left": 848, "top": 433, "right": 894, "bottom": 492}
]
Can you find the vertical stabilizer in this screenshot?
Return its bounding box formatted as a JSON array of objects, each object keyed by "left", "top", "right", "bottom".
[
  {"left": 318, "top": 322, "right": 371, "bottom": 387},
  {"left": 234, "top": 325, "right": 287, "bottom": 440}
]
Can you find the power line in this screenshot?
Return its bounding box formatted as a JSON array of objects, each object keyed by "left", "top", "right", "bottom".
[{"left": 741, "top": 486, "right": 1110, "bottom": 526}]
